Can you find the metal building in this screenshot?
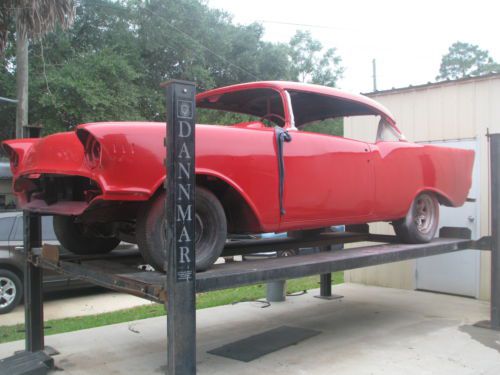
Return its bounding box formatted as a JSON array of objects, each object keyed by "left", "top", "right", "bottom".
[{"left": 344, "top": 73, "right": 500, "bottom": 300}]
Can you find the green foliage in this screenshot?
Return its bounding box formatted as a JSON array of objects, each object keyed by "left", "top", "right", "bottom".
[
  {"left": 197, "top": 109, "right": 257, "bottom": 126},
  {"left": 33, "top": 49, "right": 145, "bottom": 133},
  {"left": 0, "top": 0, "right": 75, "bottom": 53},
  {"left": 0, "top": 30, "right": 16, "bottom": 140},
  {"left": 437, "top": 41, "right": 500, "bottom": 80},
  {"left": 289, "top": 30, "right": 344, "bottom": 87},
  {"left": 0, "top": 0, "right": 346, "bottom": 139},
  {"left": 301, "top": 118, "right": 343, "bottom": 136}
]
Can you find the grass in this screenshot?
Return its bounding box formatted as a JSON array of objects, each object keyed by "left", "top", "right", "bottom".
[{"left": 0, "top": 273, "right": 343, "bottom": 344}]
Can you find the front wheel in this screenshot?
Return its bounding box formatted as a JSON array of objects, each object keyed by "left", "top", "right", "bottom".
[
  {"left": 0, "top": 269, "right": 22, "bottom": 314},
  {"left": 136, "top": 187, "right": 227, "bottom": 272},
  {"left": 393, "top": 192, "right": 439, "bottom": 243},
  {"left": 53, "top": 216, "right": 120, "bottom": 255}
]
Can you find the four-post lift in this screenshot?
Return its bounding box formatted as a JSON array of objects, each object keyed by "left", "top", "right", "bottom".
[{"left": 0, "top": 80, "right": 499, "bottom": 374}]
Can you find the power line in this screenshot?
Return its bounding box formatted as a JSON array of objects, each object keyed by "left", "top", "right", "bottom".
[
  {"left": 0, "top": 96, "right": 18, "bottom": 104},
  {"left": 257, "top": 19, "right": 348, "bottom": 31},
  {"left": 86, "top": 1, "right": 261, "bottom": 82}
]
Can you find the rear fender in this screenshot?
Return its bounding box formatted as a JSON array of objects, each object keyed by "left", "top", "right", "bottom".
[{"left": 150, "top": 169, "right": 264, "bottom": 233}]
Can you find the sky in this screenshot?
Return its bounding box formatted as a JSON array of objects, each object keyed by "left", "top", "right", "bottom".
[{"left": 207, "top": 0, "right": 500, "bottom": 93}]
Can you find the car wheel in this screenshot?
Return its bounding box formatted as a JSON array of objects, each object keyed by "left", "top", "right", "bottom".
[
  {"left": 53, "top": 216, "right": 120, "bottom": 255},
  {"left": 136, "top": 187, "right": 227, "bottom": 272},
  {"left": 393, "top": 192, "right": 439, "bottom": 243},
  {"left": 0, "top": 269, "right": 22, "bottom": 314}
]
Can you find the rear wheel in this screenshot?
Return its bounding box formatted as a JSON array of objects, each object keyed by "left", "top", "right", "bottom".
[
  {"left": 136, "top": 187, "right": 227, "bottom": 272},
  {"left": 0, "top": 269, "right": 22, "bottom": 314},
  {"left": 393, "top": 192, "right": 439, "bottom": 243},
  {"left": 53, "top": 216, "right": 120, "bottom": 255}
]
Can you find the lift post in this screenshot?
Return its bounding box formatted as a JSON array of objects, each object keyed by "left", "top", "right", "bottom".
[
  {"left": 23, "top": 212, "right": 44, "bottom": 352},
  {"left": 489, "top": 133, "right": 500, "bottom": 330},
  {"left": 163, "top": 80, "right": 197, "bottom": 375}
]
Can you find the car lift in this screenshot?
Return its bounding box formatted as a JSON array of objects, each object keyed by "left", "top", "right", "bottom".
[{"left": 1, "top": 81, "right": 499, "bottom": 375}]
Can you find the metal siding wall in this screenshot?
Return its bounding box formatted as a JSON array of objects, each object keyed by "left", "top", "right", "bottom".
[{"left": 344, "top": 76, "right": 500, "bottom": 299}]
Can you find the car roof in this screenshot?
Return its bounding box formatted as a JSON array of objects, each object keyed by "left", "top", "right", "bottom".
[
  {"left": 196, "top": 81, "right": 396, "bottom": 125},
  {"left": 0, "top": 211, "right": 21, "bottom": 219}
]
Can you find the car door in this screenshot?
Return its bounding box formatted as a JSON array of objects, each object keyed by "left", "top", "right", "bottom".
[{"left": 279, "top": 130, "right": 374, "bottom": 229}]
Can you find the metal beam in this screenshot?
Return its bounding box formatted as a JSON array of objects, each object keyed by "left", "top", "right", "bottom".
[
  {"left": 36, "top": 236, "right": 480, "bottom": 302},
  {"left": 196, "top": 238, "right": 476, "bottom": 292},
  {"left": 23, "top": 123, "right": 46, "bottom": 352},
  {"left": 490, "top": 133, "right": 500, "bottom": 329},
  {"left": 163, "top": 80, "right": 197, "bottom": 375},
  {"left": 23, "top": 212, "right": 44, "bottom": 352}
]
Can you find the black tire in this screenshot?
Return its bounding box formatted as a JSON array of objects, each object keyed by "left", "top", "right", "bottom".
[
  {"left": 393, "top": 192, "right": 439, "bottom": 243},
  {"left": 0, "top": 269, "right": 23, "bottom": 314},
  {"left": 136, "top": 187, "right": 227, "bottom": 272},
  {"left": 53, "top": 216, "right": 120, "bottom": 255}
]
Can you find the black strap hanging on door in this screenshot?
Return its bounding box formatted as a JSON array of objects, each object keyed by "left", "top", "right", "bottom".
[{"left": 275, "top": 127, "right": 292, "bottom": 216}]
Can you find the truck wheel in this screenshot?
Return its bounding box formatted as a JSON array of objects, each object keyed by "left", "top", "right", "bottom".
[
  {"left": 53, "top": 216, "right": 120, "bottom": 255},
  {"left": 0, "top": 269, "right": 22, "bottom": 314},
  {"left": 136, "top": 187, "right": 227, "bottom": 272},
  {"left": 393, "top": 192, "right": 439, "bottom": 243}
]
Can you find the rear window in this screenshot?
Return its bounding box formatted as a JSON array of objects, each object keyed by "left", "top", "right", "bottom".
[
  {"left": 42, "top": 216, "right": 57, "bottom": 240},
  {"left": 0, "top": 217, "right": 15, "bottom": 241},
  {"left": 11, "top": 215, "right": 57, "bottom": 241}
]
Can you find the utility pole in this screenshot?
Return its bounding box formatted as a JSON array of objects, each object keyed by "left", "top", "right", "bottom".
[
  {"left": 16, "top": 30, "right": 29, "bottom": 139},
  {"left": 372, "top": 58, "right": 377, "bottom": 92}
]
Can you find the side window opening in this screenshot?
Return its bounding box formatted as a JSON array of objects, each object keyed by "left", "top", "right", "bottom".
[
  {"left": 376, "top": 118, "right": 402, "bottom": 142},
  {"left": 42, "top": 216, "right": 57, "bottom": 241},
  {"left": 343, "top": 115, "right": 403, "bottom": 144},
  {"left": 11, "top": 215, "right": 57, "bottom": 241},
  {"left": 300, "top": 118, "right": 343, "bottom": 136},
  {"left": 0, "top": 217, "right": 15, "bottom": 241}
]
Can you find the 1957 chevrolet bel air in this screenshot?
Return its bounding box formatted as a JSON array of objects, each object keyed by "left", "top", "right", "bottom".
[{"left": 2, "top": 81, "right": 474, "bottom": 271}]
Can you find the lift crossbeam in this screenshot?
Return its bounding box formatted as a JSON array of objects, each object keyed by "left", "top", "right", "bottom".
[{"left": 32, "top": 235, "right": 487, "bottom": 303}]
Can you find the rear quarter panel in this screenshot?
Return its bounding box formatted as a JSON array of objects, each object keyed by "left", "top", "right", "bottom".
[{"left": 372, "top": 141, "right": 474, "bottom": 220}]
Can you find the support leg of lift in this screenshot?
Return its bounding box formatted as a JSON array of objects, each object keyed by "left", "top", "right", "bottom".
[
  {"left": 164, "top": 80, "right": 197, "bottom": 375},
  {"left": 0, "top": 213, "right": 54, "bottom": 374},
  {"left": 315, "top": 245, "right": 343, "bottom": 300},
  {"left": 23, "top": 212, "right": 45, "bottom": 352},
  {"left": 491, "top": 134, "right": 500, "bottom": 330},
  {"left": 476, "top": 133, "right": 500, "bottom": 330},
  {"left": 267, "top": 280, "right": 286, "bottom": 302}
]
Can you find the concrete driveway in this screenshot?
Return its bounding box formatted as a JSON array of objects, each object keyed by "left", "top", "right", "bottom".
[
  {"left": 1, "top": 283, "right": 499, "bottom": 374},
  {"left": 1, "top": 288, "right": 154, "bottom": 326}
]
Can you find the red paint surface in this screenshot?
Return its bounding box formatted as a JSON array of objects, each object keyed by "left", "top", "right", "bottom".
[{"left": 2, "top": 81, "right": 474, "bottom": 234}]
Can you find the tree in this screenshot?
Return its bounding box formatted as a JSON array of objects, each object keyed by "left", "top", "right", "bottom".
[
  {"left": 437, "top": 41, "right": 500, "bottom": 80},
  {"left": 288, "top": 30, "right": 344, "bottom": 87},
  {"left": 0, "top": 0, "right": 75, "bottom": 138},
  {"left": 1, "top": 1, "right": 345, "bottom": 139}
]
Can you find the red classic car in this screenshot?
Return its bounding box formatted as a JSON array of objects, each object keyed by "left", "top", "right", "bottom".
[{"left": 2, "top": 81, "right": 474, "bottom": 271}]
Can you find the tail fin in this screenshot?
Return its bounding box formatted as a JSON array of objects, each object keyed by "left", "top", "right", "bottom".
[{"left": 1, "top": 139, "right": 37, "bottom": 174}]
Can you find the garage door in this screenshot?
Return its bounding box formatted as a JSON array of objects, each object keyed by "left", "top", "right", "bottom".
[{"left": 415, "top": 139, "right": 480, "bottom": 298}]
